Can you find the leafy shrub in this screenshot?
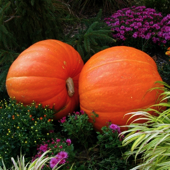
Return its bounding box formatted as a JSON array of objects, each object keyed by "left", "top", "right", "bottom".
[
  {"left": 157, "top": 47, "right": 170, "bottom": 84},
  {"left": 59, "top": 110, "right": 96, "bottom": 150},
  {"left": 64, "top": 0, "right": 135, "bottom": 16},
  {"left": 72, "top": 123, "right": 134, "bottom": 170},
  {"left": 104, "top": 6, "right": 170, "bottom": 52},
  {"left": 58, "top": 112, "right": 134, "bottom": 169},
  {"left": 0, "top": 106, "right": 135, "bottom": 170},
  {"left": 0, "top": 98, "right": 55, "bottom": 168},
  {"left": 94, "top": 125, "right": 133, "bottom": 170},
  {"left": 1, "top": 0, "right": 73, "bottom": 50},
  {"left": 64, "top": 9, "right": 116, "bottom": 62}
]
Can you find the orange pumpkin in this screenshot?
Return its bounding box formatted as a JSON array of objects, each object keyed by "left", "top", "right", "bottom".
[
  {"left": 79, "top": 46, "right": 163, "bottom": 131},
  {"left": 6, "top": 39, "right": 84, "bottom": 119}
]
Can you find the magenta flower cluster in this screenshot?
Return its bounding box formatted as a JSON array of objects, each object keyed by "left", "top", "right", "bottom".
[
  {"left": 32, "top": 137, "right": 72, "bottom": 168},
  {"left": 104, "top": 6, "right": 170, "bottom": 46},
  {"left": 109, "top": 124, "right": 121, "bottom": 133},
  {"left": 50, "top": 151, "right": 68, "bottom": 168},
  {"left": 109, "top": 123, "right": 124, "bottom": 141},
  {"left": 59, "top": 110, "right": 85, "bottom": 123}
]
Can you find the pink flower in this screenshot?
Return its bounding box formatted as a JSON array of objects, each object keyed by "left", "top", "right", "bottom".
[
  {"left": 132, "top": 32, "right": 138, "bottom": 38},
  {"left": 59, "top": 116, "right": 66, "bottom": 123},
  {"left": 80, "top": 110, "right": 85, "bottom": 114},
  {"left": 49, "top": 130, "right": 54, "bottom": 133},
  {"left": 59, "top": 158, "right": 66, "bottom": 164},
  {"left": 50, "top": 158, "right": 58, "bottom": 168},
  {"left": 66, "top": 139, "right": 71, "bottom": 146},
  {"left": 39, "top": 144, "right": 48, "bottom": 152},
  {"left": 59, "top": 145, "right": 63, "bottom": 149},
  {"left": 75, "top": 111, "right": 80, "bottom": 115},
  {"left": 56, "top": 139, "right": 61, "bottom": 143},
  {"left": 109, "top": 124, "right": 121, "bottom": 134},
  {"left": 57, "top": 151, "right": 68, "bottom": 159}
]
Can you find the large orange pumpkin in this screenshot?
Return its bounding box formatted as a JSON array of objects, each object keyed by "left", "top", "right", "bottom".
[
  {"left": 6, "top": 39, "right": 84, "bottom": 119},
  {"left": 79, "top": 46, "right": 163, "bottom": 131}
]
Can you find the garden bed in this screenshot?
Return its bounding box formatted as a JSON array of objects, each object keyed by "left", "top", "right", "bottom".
[{"left": 1, "top": 1, "right": 170, "bottom": 170}]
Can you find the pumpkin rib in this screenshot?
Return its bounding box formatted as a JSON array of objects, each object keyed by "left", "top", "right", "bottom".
[
  {"left": 7, "top": 83, "right": 67, "bottom": 104},
  {"left": 54, "top": 40, "right": 84, "bottom": 77},
  {"left": 81, "top": 59, "right": 157, "bottom": 73},
  {"left": 7, "top": 61, "right": 68, "bottom": 79},
  {"left": 48, "top": 40, "right": 84, "bottom": 78},
  {"left": 79, "top": 85, "right": 156, "bottom": 95},
  {"left": 18, "top": 41, "right": 78, "bottom": 77},
  {"left": 39, "top": 88, "right": 67, "bottom": 103},
  {"left": 54, "top": 41, "right": 74, "bottom": 68},
  {"left": 19, "top": 46, "right": 68, "bottom": 64},
  {"left": 6, "top": 76, "right": 65, "bottom": 90},
  {"left": 7, "top": 76, "right": 68, "bottom": 103},
  {"left": 79, "top": 79, "right": 160, "bottom": 95},
  {"left": 15, "top": 51, "right": 69, "bottom": 70},
  {"left": 54, "top": 94, "right": 78, "bottom": 119},
  {"left": 6, "top": 76, "right": 64, "bottom": 80},
  {"left": 87, "top": 46, "right": 156, "bottom": 64}
]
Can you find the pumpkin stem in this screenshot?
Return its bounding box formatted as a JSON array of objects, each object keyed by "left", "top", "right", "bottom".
[{"left": 66, "top": 77, "right": 75, "bottom": 97}]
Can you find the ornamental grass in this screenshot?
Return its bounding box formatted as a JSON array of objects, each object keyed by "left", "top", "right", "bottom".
[{"left": 121, "top": 81, "right": 170, "bottom": 170}]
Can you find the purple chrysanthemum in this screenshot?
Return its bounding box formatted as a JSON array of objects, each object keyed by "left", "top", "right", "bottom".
[
  {"left": 57, "top": 151, "right": 68, "bottom": 159},
  {"left": 104, "top": 5, "right": 170, "bottom": 49},
  {"left": 109, "top": 124, "right": 121, "bottom": 134},
  {"left": 50, "top": 158, "right": 58, "bottom": 168}
]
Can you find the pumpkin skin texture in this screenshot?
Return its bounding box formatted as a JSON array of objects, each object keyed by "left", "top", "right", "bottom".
[
  {"left": 6, "top": 39, "right": 84, "bottom": 119},
  {"left": 79, "top": 46, "right": 163, "bottom": 131}
]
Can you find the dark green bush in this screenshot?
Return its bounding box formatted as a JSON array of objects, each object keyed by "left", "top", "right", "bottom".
[
  {"left": 64, "top": 0, "right": 136, "bottom": 16},
  {"left": 64, "top": 9, "right": 116, "bottom": 62},
  {"left": 0, "top": 98, "right": 55, "bottom": 168},
  {"left": 59, "top": 110, "right": 96, "bottom": 150}
]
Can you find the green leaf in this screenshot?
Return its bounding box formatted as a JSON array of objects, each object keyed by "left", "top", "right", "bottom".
[
  {"left": 131, "top": 134, "right": 146, "bottom": 152},
  {"left": 122, "top": 131, "right": 146, "bottom": 146},
  {"left": 84, "top": 36, "right": 90, "bottom": 53},
  {"left": 31, "top": 0, "right": 35, "bottom": 6},
  {"left": 0, "top": 25, "right": 8, "bottom": 34},
  {"left": 85, "top": 21, "right": 98, "bottom": 33}
]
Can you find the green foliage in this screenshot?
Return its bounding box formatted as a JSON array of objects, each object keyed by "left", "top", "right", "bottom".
[
  {"left": 64, "top": 0, "right": 135, "bottom": 15},
  {"left": 121, "top": 81, "right": 170, "bottom": 169},
  {"left": 59, "top": 111, "right": 95, "bottom": 150},
  {"left": 59, "top": 111, "right": 133, "bottom": 169},
  {"left": 94, "top": 126, "right": 133, "bottom": 170},
  {"left": 1, "top": 0, "right": 72, "bottom": 50},
  {"left": 157, "top": 48, "right": 170, "bottom": 87},
  {"left": 73, "top": 125, "right": 133, "bottom": 170},
  {"left": 32, "top": 112, "right": 134, "bottom": 169},
  {"left": 0, "top": 107, "right": 135, "bottom": 170},
  {"left": 64, "top": 9, "right": 116, "bottom": 62},
  {"left": 0, "top": 98, "right": 55, "bottom": 169},
  {"left": 158, "top": 62, "right": 170, "bottom": 85}
]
